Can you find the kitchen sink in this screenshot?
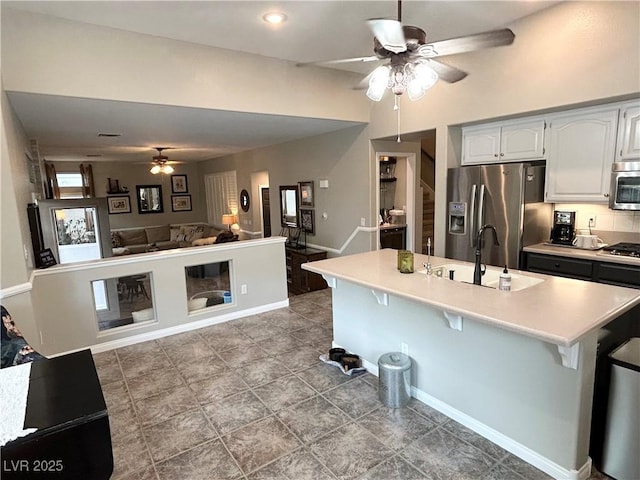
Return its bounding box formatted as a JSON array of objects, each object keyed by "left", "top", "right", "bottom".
[{"left": 417, "top": 263, "right": 544, "bottom": 292}]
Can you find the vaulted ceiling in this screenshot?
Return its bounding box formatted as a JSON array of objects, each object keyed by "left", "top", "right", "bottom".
[{"left": 2, "top": 1, "right": 558, "bottom": 164}]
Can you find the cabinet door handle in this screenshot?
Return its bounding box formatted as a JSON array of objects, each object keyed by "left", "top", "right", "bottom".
[
  {"left": 500, "top": 153, "right": 504, "bottom": 156},
  {"left": 603, "top": 193, "right": 609, "bottom": 197},
  {"left": 494, "top": 153, "right": 498, "bottom": 157},
  {"left": 554, "top": 263, "right": 560, "bottom": 268}
]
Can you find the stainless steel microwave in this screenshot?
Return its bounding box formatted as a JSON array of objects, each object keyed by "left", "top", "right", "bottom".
[{"left": 609, "top": 161, "right": 640, "bottom": 210}]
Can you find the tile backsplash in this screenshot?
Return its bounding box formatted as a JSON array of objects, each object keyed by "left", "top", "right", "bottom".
[{"left": 554, "top": 203, "right": 640, "bottom": 234}]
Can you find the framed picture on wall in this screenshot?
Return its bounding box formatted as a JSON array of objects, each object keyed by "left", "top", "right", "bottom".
[
  {"left": 171, "top": 175, "right": 188, "bottom": 193},
  {"left": 300, "top": 208, "right": 315, "bottom": 234},
  {"left": 107, "top": 195, "right": 131, "bottom": 214},
  {"left": 299, "top": 181, "right": 314, "bottom": 207},
  {"left": 171, "top": 194, "right": 192, "bottom": 212}
]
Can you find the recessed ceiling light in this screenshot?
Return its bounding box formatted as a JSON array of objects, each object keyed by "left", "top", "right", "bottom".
[{"left": 262, "top": 11, "right": 287, "bottom": 25}]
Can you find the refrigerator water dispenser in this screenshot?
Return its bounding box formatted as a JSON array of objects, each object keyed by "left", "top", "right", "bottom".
[{"left": 448, "top": 202, "right": 467, "bottom": 235}]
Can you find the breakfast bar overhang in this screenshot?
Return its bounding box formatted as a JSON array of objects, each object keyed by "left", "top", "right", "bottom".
[{"left": 303, "top": 249, "right": 640, "bottom": 480}]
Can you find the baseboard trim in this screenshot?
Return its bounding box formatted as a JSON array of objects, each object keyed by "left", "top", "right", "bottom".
[
  {"left": 411, "top": 389, "right": 592, "bottom": 480},
  {"left": 53, "top": 299, "right": 289, "bottom": 356},
  {"left": 334, "top": 342, "right": 592, "bottom": 480},
  {"left": 0, "top": 282, "right": 32, "bottom": 299}
]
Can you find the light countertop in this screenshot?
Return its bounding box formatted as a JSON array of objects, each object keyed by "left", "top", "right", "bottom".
[
  {"left": 524, "top": 243, "right": 640, "bottom": 266},
  {"left": 379, "top": 223, "right": 406, "bottom": 230},
  {"left": 302, "top": 249, "right": 640, "bottom": 347}
]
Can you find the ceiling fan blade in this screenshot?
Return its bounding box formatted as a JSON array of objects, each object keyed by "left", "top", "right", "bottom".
[
  {"left": 366, "top": 18, "right": 407, "bottom": 53},
  {"left": 353, "top": 71, "right": 376, "bottom": 91},
  {"left": 418, "top": 29, "right": 515, "bottom": 58},
  {"left": 425, "top": 60, "right": 468, "bottom": 83},
  {"left": 297, "top": 56, "right": 381, "bottom": 67}
]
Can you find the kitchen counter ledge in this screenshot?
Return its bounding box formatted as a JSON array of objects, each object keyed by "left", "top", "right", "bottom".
[
  {"left": 524, "top": 243, "right": 640, "bottom": 266},
  {"left": 303, "top": 249, "right": 640, "bottom": 349}
]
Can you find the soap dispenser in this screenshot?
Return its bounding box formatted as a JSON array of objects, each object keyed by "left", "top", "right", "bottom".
[{"left": 499, "top": 265, "right": 511, "bottom": 291}]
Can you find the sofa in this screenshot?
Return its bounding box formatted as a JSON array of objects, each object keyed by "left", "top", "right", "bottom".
[{"left": 111, "top": 224, "right": 226, "bottom": 256}]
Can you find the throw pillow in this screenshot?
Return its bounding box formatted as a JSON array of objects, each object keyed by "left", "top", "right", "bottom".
[
  {"left": 111, "top": 232, "right": 123, "bottom": 248},
  {"left": 180, "top": 225, "right": 205, "bottom": 242},
  {"left": 118, "top": 229, "right": 148, "bottom": 246},
  {"left": 170, "top": 227, "right": 182, "bottom": 242},
  {"left": 145, "top": 225, "right": 170, "bottom": 243}
]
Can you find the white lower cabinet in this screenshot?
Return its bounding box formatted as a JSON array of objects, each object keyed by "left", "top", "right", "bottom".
[{"left": 545, "top": 106, "right": 619, "bottom": 203}]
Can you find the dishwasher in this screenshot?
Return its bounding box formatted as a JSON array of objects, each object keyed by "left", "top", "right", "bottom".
[{"left": 600, "top": 337, "right": 640, "bottom": 480}]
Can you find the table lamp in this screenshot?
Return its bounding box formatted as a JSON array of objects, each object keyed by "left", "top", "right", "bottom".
[{"left": 222, "top": 214, "right": 236, "bottom": 231}]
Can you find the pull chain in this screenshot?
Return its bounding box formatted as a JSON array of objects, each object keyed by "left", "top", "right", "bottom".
[{"left": 395, "top": 95, "right": 401, "bottom": 142}]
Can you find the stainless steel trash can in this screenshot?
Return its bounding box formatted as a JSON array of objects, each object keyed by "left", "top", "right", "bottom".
[
  {"left": 378, "top": 352, "right": 412, "bottom": 408},
  {"left": 601, "top": 338, "right": 640, "bottom": 480}
]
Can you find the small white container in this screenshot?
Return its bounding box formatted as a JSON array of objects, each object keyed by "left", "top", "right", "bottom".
[
  {"left": 498, "top": 266, "right": 511, "bottom": 291},
  {"left": 188, "top": 298, "right": 207, "bottom": 311},
  {"left": 132, "top": 308, "right": 154, "bottom": 322}
]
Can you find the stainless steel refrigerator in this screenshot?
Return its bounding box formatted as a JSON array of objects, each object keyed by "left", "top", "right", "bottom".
[{"left": 445, "top": 163, "right": 551, "bottom": 270}]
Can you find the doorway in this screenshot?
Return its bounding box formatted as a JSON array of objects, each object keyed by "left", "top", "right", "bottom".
[
  {"left": 375, "top": 152, "right": 417, "bottom": 252},
  {"left": 374, "top": 130, "right": 437, "bottom": 254},
  {"left": 420, "top": 133, "right": 436, "bottom": 253}
]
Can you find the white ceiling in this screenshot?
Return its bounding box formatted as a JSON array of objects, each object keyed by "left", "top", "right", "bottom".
[{"left": 3, "top": 1, "right": 558, "bottom": 164}]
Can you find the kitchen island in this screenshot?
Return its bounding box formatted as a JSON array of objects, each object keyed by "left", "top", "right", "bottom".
[{"left": 303, "top": 249, "right": 640, "bottom": 480}]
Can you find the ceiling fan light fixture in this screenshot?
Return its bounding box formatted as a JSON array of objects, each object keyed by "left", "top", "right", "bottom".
[
  {"left": 366, "top": 65, "right": 391, "bottom": 101},
  {"left": 407, "top": 77, "right": 426, "bottom": 101},
  {"left": 414, "top": 62, "right": 439, "bottom": 90},
  {"left": 150, "top": 146, "right": 175, "bottom": 174},
  {"left": 262, "top": 12, "right": 287, "bottom": 25},
  {"left": 150, "top": 163, "right": 174, "bottom": 174}
]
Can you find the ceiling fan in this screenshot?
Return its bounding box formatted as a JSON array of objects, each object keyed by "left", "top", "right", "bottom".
[
  {"left": 150, "top": 147, "right": 177, "bottom": 174},
  {"left": 303, "top": 0, "right": 515, "bottom": 101}
]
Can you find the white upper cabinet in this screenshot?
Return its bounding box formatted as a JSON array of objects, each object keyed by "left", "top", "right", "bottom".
[
  {"left": 462, "top": 118, "right": 545, "bottom": 165},
  {"left": 616, "top": 102, "right": 640, "bottom": 160},
  {"left": 545, "top": 106, "right": 619, "bottom": 203}
]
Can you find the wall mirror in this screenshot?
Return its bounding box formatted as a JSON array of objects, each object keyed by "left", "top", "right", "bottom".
[
  {"left": 136, "top": 185, "right": 163, "bottom": 214},
  {"left": 240, "top": 189, "right": 250, "bottom": 212},
  {"left": 279, "top": 185, "right": 299, "bottom": 227}
]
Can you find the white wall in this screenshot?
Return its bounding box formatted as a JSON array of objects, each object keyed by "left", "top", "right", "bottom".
[
  {"left": 30, "top": 238, "right": 288, "bottom": 355},
  {"left": 51, "top": 160, "right": 206, "bottom": 229},
  {"left": 0, "top": 88, "right": 42, "bottom": 347},
  {"left": 199, "top": 125, "right": 374, "bottom": 255},
  {"left": 1, "top": 8, "right": 369, "bottom": 123}
]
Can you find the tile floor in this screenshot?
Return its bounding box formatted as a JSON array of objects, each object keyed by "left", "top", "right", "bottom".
[{"left": 93, "top": 288, "right": 608, "bottom": 480}]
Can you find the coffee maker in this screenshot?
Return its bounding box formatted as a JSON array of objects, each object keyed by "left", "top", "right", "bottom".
[{"left": 550, "top": 210, "right": 576, "bottom": 245}]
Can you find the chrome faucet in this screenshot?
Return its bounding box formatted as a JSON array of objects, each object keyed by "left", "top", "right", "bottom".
[
  {"left": 474, "top": 225, "right": 500, "bottom": 285},
  {"left": 424, "top": 237, "right": 432, "bottom": 275}
]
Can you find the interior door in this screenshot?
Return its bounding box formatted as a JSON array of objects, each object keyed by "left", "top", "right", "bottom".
[
  {"left": 261, "top": 187, "right": 271, "bottom": 237},
  {"left": 38, "top": 198, "right": 119, "bottom": 322}
]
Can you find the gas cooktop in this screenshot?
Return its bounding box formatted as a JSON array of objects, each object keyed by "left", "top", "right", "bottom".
[{"left": 602, "top": 242, "right": 640, "bottom": 257}]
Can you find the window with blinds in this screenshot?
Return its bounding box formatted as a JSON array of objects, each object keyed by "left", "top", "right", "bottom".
[
  {"left": 204, "top": 171, "right": 238, "bottom": 227},
  {"left": 56, "top": 173, "right": 84, "bottom": 199}
]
